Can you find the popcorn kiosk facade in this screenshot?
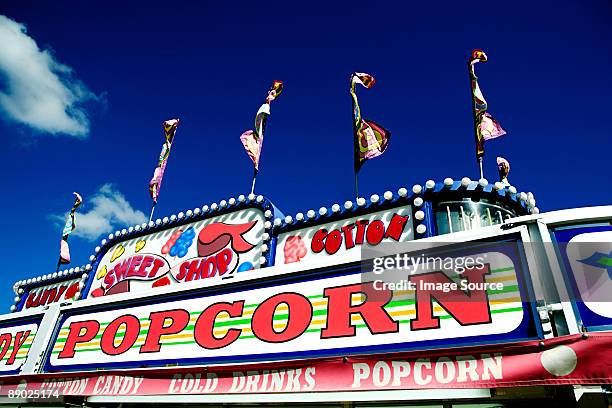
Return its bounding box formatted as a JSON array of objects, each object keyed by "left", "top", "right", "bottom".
[{"left": 1, "top": 180, "right": 611, "bottom": 407}]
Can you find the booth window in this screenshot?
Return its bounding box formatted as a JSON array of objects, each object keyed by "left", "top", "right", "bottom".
[{"left": 435, "top": 200, "right": 516, "bottom": 235}]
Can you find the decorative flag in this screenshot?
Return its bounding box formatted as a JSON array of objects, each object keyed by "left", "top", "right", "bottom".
[
  {"left": 59, "top": 192, "right": 83, "bottom": 264},
  {"left": 350, "top": 72, "right": 391, "bottom": 173},
  {"left": 469, "top": 50, "right": 506, "bottom": 158},
  {"left": 149, "top": 119, "right": 180, "bottom": 204},
  {"left": 240, "top": 80, "right": 283, "bottom": 171},
  {"left": 497, "top": 156, "right": 510, "bottom": 187}
]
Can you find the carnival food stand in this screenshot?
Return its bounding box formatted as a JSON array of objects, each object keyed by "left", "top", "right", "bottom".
[{"left": 0, "top": 177, "right": 610, "bottom": 407}]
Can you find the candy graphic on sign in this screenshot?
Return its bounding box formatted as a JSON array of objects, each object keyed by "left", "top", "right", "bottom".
[
  {"left": 172, "top": 227, "right": 195, "bottom": 258},
  {"left": 110, "top": 245, "right": 125, "bottom": 262},
  {"left": 237, "top": 261, "right": 254, "bottom": 272},
  {"left": 96, "top": 265, "right": 107, "bottom": 279},
  {"left": 284, "top": 236, "right": 307, "bottom": 263},
  {"left": 135, "top": 240, "right": 146, "bottom": 253},
  {"left": 161, "top": 230, "right": 182, "bottom": 255},
  {"left": 161, "top": 228, "right": 196, "bottom": 258}
]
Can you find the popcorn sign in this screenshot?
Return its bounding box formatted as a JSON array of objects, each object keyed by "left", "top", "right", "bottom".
[{"left": 50, "top": 247, "right": 528, "bottom": 371}]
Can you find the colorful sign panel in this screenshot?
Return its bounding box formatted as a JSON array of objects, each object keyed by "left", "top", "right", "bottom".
[
  {"left": 0, "top": 321, "right": 38, "bottom": 374},
  {"left": 88, "top": 209, "right": 265, "bottom": 299},
  {"left": 554, "top": 225, "right": 612, "bottom": 330},
  {"left": 19, "top": 279, "right": 80, "bottom": 311},
  {"left": 48, "top": 244, "right": 532, "bottom": 371},
  {"left": 275, "top": 206, "right": 414, "bottom": 265},
  {"left": 8, "top": 333, "right": 610, "bottom": 396}
]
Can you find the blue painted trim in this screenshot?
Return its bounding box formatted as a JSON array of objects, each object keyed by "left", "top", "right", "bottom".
[
  {"left": 422, "top": 201, "right": 436, "bottom": 238},
  {"left": 15, "top": 291, "right": 28, "bottom": 312}
]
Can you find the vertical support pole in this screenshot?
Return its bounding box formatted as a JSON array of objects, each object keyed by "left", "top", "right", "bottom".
[{"left": 250, "top": 169, "right": 258, "bottom": 196}]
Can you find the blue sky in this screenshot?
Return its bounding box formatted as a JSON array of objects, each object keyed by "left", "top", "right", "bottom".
[{"left": 0, "top": 1, "right": 610, "bottom": 311}]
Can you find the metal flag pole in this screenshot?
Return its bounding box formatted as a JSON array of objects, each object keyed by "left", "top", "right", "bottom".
[
  {"left": 250, "top": 169, "right": 258, "bottom": 196},
  {"left": 351, "top": 78, "right": 360, "bottom": 201},
  {"left": 149, "top": 204, "right": 156, "bottom": 223},
  {"left": 478, "top": 157, "right": 484, "bottom": 180}
]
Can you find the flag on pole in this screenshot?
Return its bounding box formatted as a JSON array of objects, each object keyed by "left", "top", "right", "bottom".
[
  {"left": 497, "top": 156, "right": 510, "bottom": 187},
  {"left": 240, "top": 80, "right": 283, "bottom": 171},
  {"left": 350, "top": 72, "right": 391, "bottom": 173},
  {"left": 469, "top": 50, "right": 506, "bottom": 158},
  {"left": 149, "top": 119, "right": 180, "bottom": 204},
  {"left": 59, "top": 192, "right": 83, "bottom": 264}
]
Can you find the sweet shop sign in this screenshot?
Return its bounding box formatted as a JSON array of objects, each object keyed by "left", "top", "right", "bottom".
[
  {"left": 87, "top": 208, "right": 265, "bottom": 299},
  {"left": 47, "top": 247, "right": 529, "bottom": 371},
  {"left": 275, "top": 206, "right": 414, "bottom": 265}
]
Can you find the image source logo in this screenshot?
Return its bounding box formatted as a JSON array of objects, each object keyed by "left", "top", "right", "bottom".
[{"left": 89, "top": 209, "right": 264, "bottom": 298}]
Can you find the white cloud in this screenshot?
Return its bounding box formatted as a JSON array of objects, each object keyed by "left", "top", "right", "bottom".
[
  {"left": 0, "top": 15, "right": 98, "bottom": 137},
  {"left": 51, "top": 184, "right": 147, "bottom": 241}
]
